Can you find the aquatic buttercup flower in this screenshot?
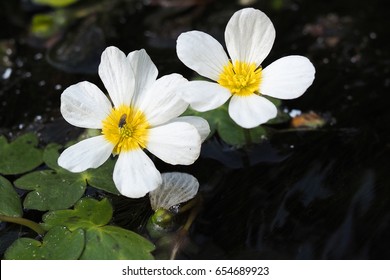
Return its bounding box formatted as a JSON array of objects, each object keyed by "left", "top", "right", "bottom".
[
  {"left": 177, "top": 8, "right": 316, "bottom": 128},
  {"left": 58, "top": 47, "right": 210, "bottom": 198}
]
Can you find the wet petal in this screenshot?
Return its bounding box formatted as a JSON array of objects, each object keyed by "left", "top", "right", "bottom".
[
  {"left": 138, "top": 74, "right": 189, "bottom": 126},
  {"left": 58, "top": 136, "right": 113, "bottom": 172},
  {"left": 61, "top": 81, "right": 112, "bottom": 129},
  {"left": 146, "top": 122, "right": 201, "bottom": 165},
  {"left": 149, "top": 172, "right": 199, "bottom": 211},
  {"left": 225, "top": 8, "right": 275, "bottom": 66},
  {"left": 127, "top": 49, "right": 158, "bottom": 106},
  {"left": 260, "top": 55, "right": 316, "bottom": 99},
  {"left": 180, "top": 80, "right": 231, "bottom": 112},
  {"left": 228, "top": 94, "right": 277, "bottom": 128},
  {"left": 98, "top": 46, "right": 134, "bottom": 108},
  {"left": 177, "top": 31, "right": 229, "bottom": 81},
  {"left": 113, "top": 149, "right": 162, "bottom": 198},
  {"left": 169, "top": 116, "right": 210, "bottom": 142}
]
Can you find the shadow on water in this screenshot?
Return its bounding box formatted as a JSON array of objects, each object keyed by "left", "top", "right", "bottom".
[{"left": 1, "top": 0, "right": 389, "bottom": 259}]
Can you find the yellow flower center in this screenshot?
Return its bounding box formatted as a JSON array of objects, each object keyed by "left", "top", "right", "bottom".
[
  {"left": 102, "top": 105, "right": 149, "bottom": 154},
  {"left": 218, "top": 61, "right": 262, "bottom": 97}
]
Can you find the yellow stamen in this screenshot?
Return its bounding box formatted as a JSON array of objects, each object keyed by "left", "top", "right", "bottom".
[
  {"left": 102, "top": 105, "right": 149, "bottom": 154},
  {"left": 218, "top": 60, "right": 262, "bottom": 97}
]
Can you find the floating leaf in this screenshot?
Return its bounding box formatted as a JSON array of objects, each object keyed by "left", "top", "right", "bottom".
[
  {"left": 84, "top": 159, "right": 120, "bottom": 195},
  {"left": 14, "top": 170, "right": 86, "bottom": 211},
  {"left": 291, "top": 111, "right": 326, "bottom": 128},
  {"left": 4, "top": 226, "right": 85, "bottom": 260},
  {"left": 32, "top": 0, "right": 79, "bottom": 8},
  {"left": 14, "top": 144, "right": 118, "bottom": 211},
  {"left": 0, "top": 175, "right": 22, "bottom": 217},
  {"left": 42, "top": 198, "right": 113, "bottom": 231},
  {"left": 182, "top": 105, "right": 267, "bottom": 146},
  {"left": 80, "top": 226, "right": 154, "bottom": 260},
  {"left": 42, "top": 198, "right": 155, "bottom": 260},
  {"left": 0, "top": 133, "right": 43, "bottom": 175}
]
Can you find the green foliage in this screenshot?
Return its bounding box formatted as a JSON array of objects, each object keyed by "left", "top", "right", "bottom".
[
  {"left": 4, "top": 226, "right": 85, "bottom": 260},
  {"left": 80, "top": 226, "right": 155, "bottom": 260},
  {"left": 0, "top": 133, "right": 43, "bottom": 175},
  {"left": 33, "top": 0, "right": 79, "bottom": 8},
  {"left": 0, "top": 176, "right": 22, "bottom": 217},
  {"left": 14, "top": 170, "right": 86, "bottom": 211},
  {"left": 14, "top": 143, "right": 119, "bottom": 211},
  {"left": 183, "top": 104, "right": 268, "bottom": 146},
  {"left": 43, "top": 198, "right": 113, "bottom": 230},
  {"left": 42, "top": 198, "right": 155, "bottom": 259}
]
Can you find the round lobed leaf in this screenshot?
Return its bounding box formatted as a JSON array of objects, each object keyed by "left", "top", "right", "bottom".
[
  {"left": 4, "top": 226, "right": 85, "bottom": 260},
  {"left": 0, "top": 175, "right": 23, "bottom": 217},
  {"left": 0, "top": 133, "right": 43, "bottom": 175}
]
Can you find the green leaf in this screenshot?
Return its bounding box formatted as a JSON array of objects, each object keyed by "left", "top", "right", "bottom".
[
  {"left": 14, "top": 144, "right": 118, "bottom": 211},
  {"left": 14, "top": 170, "right": 86, "bottom": 211},
  {"left": 83, "top": 158, "right": 120, "bottom": 195},
  {"left": 182, "top": 105, "right": 267, "bottom": 146},
  {"left": 42, "top": 198, "right": 113, "bottom": 231},
  {"left": 0, "top": 175, "right": 22, "bottom": 217},
  {"left": 0, "top": 133, "right": 43, "bottom": 175},
  {"left": 42, "top": 198, "right": 155, "bottom": 260},
  {"left": 4, "top": 226, "right": 85, "bottom": 260},
  {"left": 80, "top": 226, "right": 154, "bottom": 260},
  {"left": 32, "top": 0, "right": 79, "bottom": 8},
  {"left": 43, "top": 143, "right": 62, "bottom": 170}
]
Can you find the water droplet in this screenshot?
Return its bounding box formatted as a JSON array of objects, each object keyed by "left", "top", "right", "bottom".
[{"left": 1, "top": 68, "right": 12, "bottom": 80}]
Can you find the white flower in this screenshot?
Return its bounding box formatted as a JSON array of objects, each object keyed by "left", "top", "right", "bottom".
[
  {"left": 58, "top": 47, "right": 210, "bottom": 198},
  {"left": 176, "top": 8, "right": 316, "bottom": 129}
]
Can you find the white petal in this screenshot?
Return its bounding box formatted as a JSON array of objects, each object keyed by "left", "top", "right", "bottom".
[
  {"left": 225, "top": 8, "right": 275, "bottom": 66},
  {"left": 149, "top": 172, "right": 199, "bottom": 211},
  {"left": 228, "top": 94, "right": 277, "bottom": 128},
  {"left": 138, "top": 74, "right": 189, "bottom": 126},
  {"left": 98, "top": 46, "right": 134, "bottom": 108},
  {"left": 127, "top": 49, "right": 158, "bottom": 106},
  {"left": 177, "top": 31, "right": 229, "bottom": 81},
  {"left": 260, "top": 55, "right": 316, "bottom": 99},
  {"left": 180, "top": 80, "right": 231, "bottom": 112},
  {"left": 60, "top": 82, "right": 112, "bottom": 129},
  {"left": 169, "top": 116, "right": 210, "bottom": 142},
  {"left": 146, "top": 122, "right": 201, "bottom": 165},
  {"left": 58, "top": 136, "right": 113, "bottom": 172},
  {"left": 113, "top": 149, "right": 162, "bottom": 198}
]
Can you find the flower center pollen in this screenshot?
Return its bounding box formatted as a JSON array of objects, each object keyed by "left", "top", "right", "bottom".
[
  {"left": 218, "top": 61, "right": 262, "bottom": 97},
  {"left": 102, "top": 105, "right": 149, "bottom": 154}
]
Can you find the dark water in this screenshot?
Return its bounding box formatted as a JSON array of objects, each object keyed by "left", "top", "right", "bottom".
[{"left": 1, "top": 0, "right": 390, "bottom": 259}]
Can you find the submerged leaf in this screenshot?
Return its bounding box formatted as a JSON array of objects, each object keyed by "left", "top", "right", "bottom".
[
  {"left": 4, "top": 226, "right": 85, "bottom": 260},
  {"left": 0, "top": 175, "right": 22, "bottom": 217},
  {"left": 32, "top": 0, "right": 79, "bottom": 8},
  {"left": 0, "top": 133, "right": 43, "bottom": 175}
]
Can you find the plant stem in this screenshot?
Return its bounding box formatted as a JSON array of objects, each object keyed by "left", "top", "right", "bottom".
[{"left": 0, "top": 214, "right": 46, "bottom": 236}]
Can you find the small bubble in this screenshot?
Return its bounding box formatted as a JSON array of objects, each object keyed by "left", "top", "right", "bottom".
[
  {"left": 34, "top": 115, "right": 43, "bottom": 122},
  {"left": 54, "top": 84, "right": 62, "bottom": 90},
  {"left": 369, "top": 32, "right": 377, "bottom": 39},
  {"left": 34, "top": 53, "right": 43, "bottom": 60},
  {"left": 24, "top": 72, "right": 32, "bottom": 78},
  {"left": 18, "top": 123, "right": 25, "bottom": 129},
  {"left": 38, "top": 80, "right": 46, "bottom": 86},
  {"left": 322, "top": 58, "right": 329, "bottom": 64},
  {"left": 290, "top": 145, "right": 295, "bottom": 149},
  {"left": 1, "top": 68, "right": 12, "bottom": 79},
  {"left": 289, "top": 109, "right": 302, "bottom": 118}
]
